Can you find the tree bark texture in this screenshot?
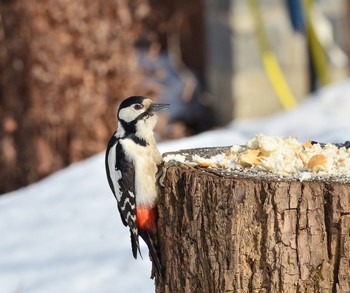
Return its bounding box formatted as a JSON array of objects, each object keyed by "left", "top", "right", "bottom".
[{"left": 156, "top": 152, "right": 350, "bottom": 292}]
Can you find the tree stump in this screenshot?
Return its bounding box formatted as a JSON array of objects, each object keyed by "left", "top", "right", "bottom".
[{"left": 155, "top": 147, "right": 350, "bottom": 293}]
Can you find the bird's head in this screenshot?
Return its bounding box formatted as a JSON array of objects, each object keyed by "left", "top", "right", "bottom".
[{"left": 116, "top": 96, "right": 169, "bottom": 137}]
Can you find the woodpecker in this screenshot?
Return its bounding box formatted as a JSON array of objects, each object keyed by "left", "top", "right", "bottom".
[{"left": 105, "top": 96, "right": 169, "bottom": 274}]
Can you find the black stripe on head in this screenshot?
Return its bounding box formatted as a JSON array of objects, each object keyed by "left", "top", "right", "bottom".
[
  {"left": 120, "top": 119, "right": 136, "bottom": 134},
  {"left": 129, "top": 134, "right": 148, "bottom": 146},
  {"left": 118, "top": 96, "right": 146, "bottom": 112},
  {"left": 118, "top": 96, "right": 147, "bottom": 134},
  {"left": 120, "top": 110, "right": 153, "bottom": 135},
  {"left": 118, "top": 96, "right": 152, "bottom": 135}
]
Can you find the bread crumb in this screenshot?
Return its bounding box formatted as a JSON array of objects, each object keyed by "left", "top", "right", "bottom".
[
  {"left": 303, "top": 140, "right": 313, "bottom": 148},
  {"left": 237, "top": 149, "right": 261, "bottom": 167},
  {"left": 308, "top": 154, "right": 328, "bottom": 172},
  {"left": 162, "top": 134, "right": 350, "bottom": 180}
]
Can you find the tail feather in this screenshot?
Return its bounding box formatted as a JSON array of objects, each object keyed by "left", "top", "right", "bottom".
[
  {"left": 130, "top": 230, "right": 142, "bottom": 259},
  {"left": 139, "top": 230, "right": 162, "bottom": 275}
]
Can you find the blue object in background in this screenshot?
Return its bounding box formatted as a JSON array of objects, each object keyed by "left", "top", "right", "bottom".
[
  {"left": 284, "top": 0, "right": 318, "bottom": 92},
  {"left": 284, "top": 0, "right": 305, "bottom": 33}
]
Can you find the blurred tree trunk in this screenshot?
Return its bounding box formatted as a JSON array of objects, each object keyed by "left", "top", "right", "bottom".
[
  {"left": 156, "top": 149, "right": 350, "bottom": 292},
  {"left": 0, "top": 2, "right": 34, "bottom": 190},
  {"left": 0, "top": 0, "right": 206, "bottom": 194},
  {"left": 144, "top": 0, "right": 206, "bottom": 80},
  {"left": 0, "top": 0, "right": 146, "bottom": 193}
]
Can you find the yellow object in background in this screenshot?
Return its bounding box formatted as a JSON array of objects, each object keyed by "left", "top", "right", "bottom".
[
  {"left": 248, "top": 0, "right": 298, "bottom": 110},
  {"left": 262, "top": 51, "right": 299, "bottom": 110},
  {"left": 302, "top": 0, "right": 331, "bottom": 86}
]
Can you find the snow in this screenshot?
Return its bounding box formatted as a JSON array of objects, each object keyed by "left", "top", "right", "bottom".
[{"left": 1, "top": 80, "right": 350, "bottom": 293}]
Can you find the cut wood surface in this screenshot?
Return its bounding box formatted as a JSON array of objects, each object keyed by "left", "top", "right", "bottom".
[{"left": 155, "top": 147, "right": 350, "bottom": 293}]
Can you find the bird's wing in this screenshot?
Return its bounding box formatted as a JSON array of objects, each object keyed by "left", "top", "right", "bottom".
[
  {"left": 105, "top": 134, "right": 140, "bottom": 258},
  {"left": 106, "top": 135, "right": 127, "bottom": 226},
  {"left": 115, "top": 142, "right": 140, "bottom": 258}
]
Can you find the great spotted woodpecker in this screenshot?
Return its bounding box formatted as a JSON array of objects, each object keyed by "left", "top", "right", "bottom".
[{"left": 105, "top": 96, "right": 169, "bottom": 274}]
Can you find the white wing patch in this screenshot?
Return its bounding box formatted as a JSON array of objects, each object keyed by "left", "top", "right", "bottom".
[
  {"left": 107, "top": 142, "right": 122, "bottom": 202},
  {"left": 120, "top": 194, "right": 136, "bottom": 210}
]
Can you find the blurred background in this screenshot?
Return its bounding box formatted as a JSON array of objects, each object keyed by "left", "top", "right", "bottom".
[{"left": 1, "top": 0, "right": 349, "bottom": 194}]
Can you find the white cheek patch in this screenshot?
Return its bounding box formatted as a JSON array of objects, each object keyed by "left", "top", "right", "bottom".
[
  {"left": 119, "top": 106, "right": 146, "bottom": 123},
  {"left": 118, "top": 107, "right": 136, "bottom": 123}
]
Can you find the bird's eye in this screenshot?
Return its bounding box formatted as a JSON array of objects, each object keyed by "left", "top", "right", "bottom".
[{"left": 134, "top": 104, "right": 143, "bottom": 110}]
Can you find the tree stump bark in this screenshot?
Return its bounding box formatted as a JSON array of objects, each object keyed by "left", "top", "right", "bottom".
[{"left": 155, "top": 147, "right": 350, "bottom": 293}]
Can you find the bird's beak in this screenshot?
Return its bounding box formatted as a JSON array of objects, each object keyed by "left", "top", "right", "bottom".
[{"left": 149, "top": 103, "right": 170, "bottom": 113}]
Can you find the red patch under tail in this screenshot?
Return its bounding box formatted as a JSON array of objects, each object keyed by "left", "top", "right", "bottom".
[{"left": 136, "top": 206, "right": 157, "bottom": 235}]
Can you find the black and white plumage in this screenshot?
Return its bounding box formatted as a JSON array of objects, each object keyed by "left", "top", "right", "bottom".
[{"left": 105, "top": 96, "right": 169, "bottom": 274}]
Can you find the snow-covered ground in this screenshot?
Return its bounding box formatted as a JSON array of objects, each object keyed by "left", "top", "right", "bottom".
[{"left": 1, "top": 80, "right": 350, "bottom": 293}]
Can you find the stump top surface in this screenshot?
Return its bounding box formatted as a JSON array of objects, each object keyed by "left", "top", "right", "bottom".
[{"left": 162, "top": 146, "right": 350, "bottom": 184}]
